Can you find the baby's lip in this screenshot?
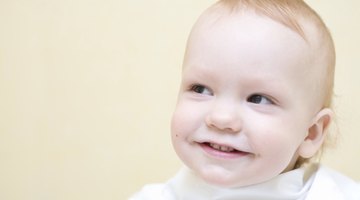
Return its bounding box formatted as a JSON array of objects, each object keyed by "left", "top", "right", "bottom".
[
  {"left": 198, "top": 140, "right": 251, "bottom": 154},
  {"left": 208, "top": 142, "right": 235, "bottom": 152},
  {"left": 198, "top": 142, "right": 252, "bottom": 159}
]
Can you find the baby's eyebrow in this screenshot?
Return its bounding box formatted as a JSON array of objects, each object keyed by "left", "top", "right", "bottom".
[{"left": 183, "top": 64, "right": 216, "bottom": 78}]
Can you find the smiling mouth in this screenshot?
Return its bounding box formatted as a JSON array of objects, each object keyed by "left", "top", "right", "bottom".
[
  {"left": 208, "top": 143, "right": 236, "bottom": 152},
  {"left": 200, "top": 142, "right": 250, "bottom": 159},
  {"left": 202, "top": 142, "right": 248, "bottom": 153}
]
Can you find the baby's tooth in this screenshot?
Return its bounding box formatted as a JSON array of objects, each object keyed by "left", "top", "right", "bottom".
[
  {"left": 210, "top": 143, "right": 234, "bottom": 152},
  {"left": 220, "top": 146, "right": 227, "bottom": 151},
  {"left": 210, "top": 143, "right": 219, "bottom": 150}
]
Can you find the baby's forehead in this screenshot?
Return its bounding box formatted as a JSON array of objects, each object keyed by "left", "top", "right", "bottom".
[
  {"left": 195, "top": 4, "right": 333, "bottom": 69},
  {"left": 188, "top": 11, "right": 314, "bottom": 75},
  {"left": 192, "top": 8, "right": 315, "bottom": 62},
  {"left": 201, "top": 4, "right": 320, "bottom": 43}
]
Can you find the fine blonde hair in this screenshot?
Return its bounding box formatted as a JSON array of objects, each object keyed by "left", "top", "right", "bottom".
[{"left": 213, "top": 0, "right": 336, "bottom": 167}]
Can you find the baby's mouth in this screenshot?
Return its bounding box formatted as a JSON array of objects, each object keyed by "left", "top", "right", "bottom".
[
  {"left": 202, "top": 142, "right": 241, "bottom": 153},
  {"left": 208, "top": 143, "right": 236, "bottom": 152},
  {"left": 200, "top": 142, "right": 250, "bottom": 159}
]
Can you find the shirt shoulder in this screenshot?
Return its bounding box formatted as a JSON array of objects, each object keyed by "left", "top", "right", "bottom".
[
  {"left": 128, "top": 183, "right": 176, "bottom": 200},
  {"left": 306, "top": 165, "right": 360, "bottom": 200},
  {"left": 321, "top": 166, "right": 360, "bottom": 199}
]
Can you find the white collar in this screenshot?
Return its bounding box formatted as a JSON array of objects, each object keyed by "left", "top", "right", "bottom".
[{"left": 167, "top": 165, "right": 318, "bottom": 200}]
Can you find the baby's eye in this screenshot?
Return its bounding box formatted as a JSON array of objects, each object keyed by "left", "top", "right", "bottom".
[
  {"left": 190, "top": 84, "right": 213, "bottom": 95},
  {"left": 247, "top": 94, "right": 273, "bottom": 105}
]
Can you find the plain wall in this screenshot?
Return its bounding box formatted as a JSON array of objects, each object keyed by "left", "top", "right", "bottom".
[{"left": 0, "top": 0, "right": 359, "bottom": 199}]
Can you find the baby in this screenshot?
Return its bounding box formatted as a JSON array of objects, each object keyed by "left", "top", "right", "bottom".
[{"left": 131, "top": 0, "right": 360, "bottom": 199}]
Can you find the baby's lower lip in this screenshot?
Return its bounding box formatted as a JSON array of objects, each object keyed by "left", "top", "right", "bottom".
[{"left": 199, "top": 142, "right": 250, "bottom": 159}]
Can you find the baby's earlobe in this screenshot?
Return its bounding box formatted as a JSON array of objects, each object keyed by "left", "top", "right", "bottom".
[{"left": 298, "top": 108, "right": 333, "bottom": 158}]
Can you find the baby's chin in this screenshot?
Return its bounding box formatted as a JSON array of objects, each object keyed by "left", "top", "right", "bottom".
[
  {"left": 193, "top": 165, "right": 278, "bottom": 188},
  {"left": 200, "top": 173, "right": 268, "bottom": 188}
]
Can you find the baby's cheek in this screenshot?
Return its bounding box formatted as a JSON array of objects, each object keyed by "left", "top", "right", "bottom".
[
  {"left": 171, "top": 111, "right": 192, "bottom": 142},
  {"left": 171, "top": 103, "right": 199, "bottom": 134},
  {"left": 171, "top": 111, "right": 184, "bottom": 136},
  {"left": 254, "top": 133, "right": 294, "bottom": 157},
  {"left": 262, "top": 137, "right": 300, "bottom": 167}
]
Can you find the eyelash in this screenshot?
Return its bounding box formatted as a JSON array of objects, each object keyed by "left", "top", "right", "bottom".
[
  {"left": 247, "top": 94, "right": 275, "bottom": 105},
  {"left": 189, "top": 84, "right": 213, "bottom": 95}
]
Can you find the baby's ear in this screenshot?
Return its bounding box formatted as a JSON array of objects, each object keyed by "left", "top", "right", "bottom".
[{"left": 297, "top": 108, "right": 333, "bottom": 158}]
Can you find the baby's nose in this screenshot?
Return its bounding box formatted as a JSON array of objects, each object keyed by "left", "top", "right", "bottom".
[{"left": 205, "top": 102, "right": 242, "bottom": 133}]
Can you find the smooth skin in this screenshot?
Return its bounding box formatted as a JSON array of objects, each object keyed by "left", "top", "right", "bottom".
[{"left": 171, "top": 10, "right": 332, "bottom": 187}]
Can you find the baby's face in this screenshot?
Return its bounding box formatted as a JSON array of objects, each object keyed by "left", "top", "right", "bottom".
[{"left": 171, "top": 11, "right": 326, "bottom": 187}]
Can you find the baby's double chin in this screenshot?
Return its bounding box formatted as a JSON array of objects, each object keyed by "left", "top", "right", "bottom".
[{"left": 198, "top": 166, "right": 260, "bottom": 188}]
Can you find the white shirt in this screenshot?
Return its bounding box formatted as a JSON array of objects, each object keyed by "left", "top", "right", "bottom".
[{"left": 130, "top": 164, "right": 360, "bottom": 200}]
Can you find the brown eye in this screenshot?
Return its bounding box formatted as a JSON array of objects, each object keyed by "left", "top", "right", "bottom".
[
  {"left": 247, "top": 94, "right": 273, "bottom": 104},
  {"left": 190, "top": 84, "right": 213, "bottom": 95}
]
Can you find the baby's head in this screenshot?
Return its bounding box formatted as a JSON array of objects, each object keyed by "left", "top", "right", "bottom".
[{"left": 171, "top": 0, "right": 335, "bottom": 187}]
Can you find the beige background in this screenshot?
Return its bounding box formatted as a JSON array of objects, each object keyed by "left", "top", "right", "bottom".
[{"left": 0, "top": 0, "right": 359, "bottom": 199}]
